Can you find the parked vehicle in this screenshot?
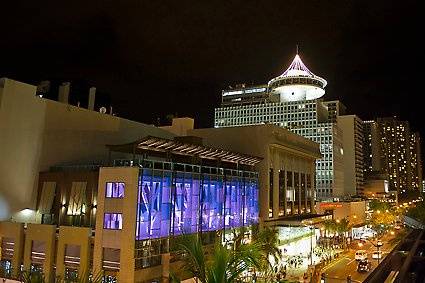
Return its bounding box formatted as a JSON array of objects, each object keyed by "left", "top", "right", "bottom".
[
  {"left": 372, "top": 251, "right": 383, "bottom": 259},
  {"left": 355, "top": 250, "right": 368, "bottom": 261}
]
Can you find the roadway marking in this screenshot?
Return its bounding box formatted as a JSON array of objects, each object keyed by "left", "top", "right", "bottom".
[
  {"left": 322, "top": 257, "right": 351, "bottom": 271},
  {"left": 346, "top": 258, "right": 356, "bottom": 265}
]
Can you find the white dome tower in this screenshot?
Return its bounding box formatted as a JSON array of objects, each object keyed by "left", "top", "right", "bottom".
[{"left": 268, "top": 53, "right": 327, "bottom": 102}]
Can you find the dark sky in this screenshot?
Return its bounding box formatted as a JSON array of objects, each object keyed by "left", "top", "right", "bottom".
[{"left": 1, "top": 1, "right": 424, "bottom": 139}]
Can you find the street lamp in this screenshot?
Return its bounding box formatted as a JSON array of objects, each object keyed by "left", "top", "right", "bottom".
[
  {"left": 365, "top": 237, "right": 383, "bottom": 264},
  {"left": 308, "top": 221, "right": 314, "bottom": 266}
]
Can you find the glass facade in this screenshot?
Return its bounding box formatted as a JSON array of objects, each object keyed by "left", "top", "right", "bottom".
[{"left": 135, "top": 160, "right": 259, "bottom": 241}]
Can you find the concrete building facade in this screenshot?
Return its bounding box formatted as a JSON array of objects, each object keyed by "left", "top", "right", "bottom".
[
  {"left": 0, "top": 78, "right": 174, "bottom": 222},
  {"left": 337, "top": 115, "right": 364, "bottom": 196}
]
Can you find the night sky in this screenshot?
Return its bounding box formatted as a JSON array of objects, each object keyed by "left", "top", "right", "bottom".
[{"left": 2, "top": 1, "right": 424, "bottom": 141}]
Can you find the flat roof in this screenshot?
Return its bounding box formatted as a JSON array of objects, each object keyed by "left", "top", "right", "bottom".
[
  {"left": 107, "top": 136, "right": 263, "bottom": 166},
  {"left": 264, "top": 214, "right": 331, "bottom": 227}
]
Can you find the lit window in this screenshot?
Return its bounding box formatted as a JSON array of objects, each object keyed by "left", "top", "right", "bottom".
[
  {"left": 105, "top": 182, "right": 125, "bottom": 198},
  {"left": 104, "top": 213, "right": 123, "bottom": 230}
]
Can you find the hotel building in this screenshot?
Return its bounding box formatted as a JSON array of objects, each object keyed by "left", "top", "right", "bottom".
[
  {"left": 363, "top": 117, "right": 423, "bottom": 196},
  {"left": 214, "top": 53, "right": 344, "bottom": 199}
]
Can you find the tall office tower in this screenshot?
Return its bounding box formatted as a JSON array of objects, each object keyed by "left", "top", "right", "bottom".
[
  {"left": 363, "top": 117, "right": 423, "bottom": 196},
  {"left": 215, "top": 53, "right": 345, "bottom": 199},
  {"left": 324, "top": 101, "right": 346, "bottom": 123},
  {"left": 337, "top": 115, "right": 364, "bottom": 195}
]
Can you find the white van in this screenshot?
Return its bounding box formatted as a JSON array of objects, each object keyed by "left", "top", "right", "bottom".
[{"left": 355, "top": 250, "right": 368, "bottom": 261}]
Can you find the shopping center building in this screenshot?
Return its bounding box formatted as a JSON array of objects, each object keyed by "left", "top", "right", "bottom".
[
  {"left": 1, "top": 78, "right": 322, "bottom": 282},
  {"left": 1, "top": 135, "right": 261, "bottom": 282}
]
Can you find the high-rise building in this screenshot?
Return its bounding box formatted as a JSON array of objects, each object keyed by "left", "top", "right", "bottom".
[
  {"left": 410, "top": 132, "right": 423, "bottom": 191},
  {"left": 324, "top": 101, "right": 346, "bottom": 123},
  {"left": 363, "top": 117, "right": 423, "bottom": 196},
  {"left": 337, "top": 115, "right": 364, "bottom": 195},
  {"left": 214, "top": 53, "right": 345, "bottom": 199}
]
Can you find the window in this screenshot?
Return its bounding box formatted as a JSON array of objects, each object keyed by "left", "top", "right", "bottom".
[
  {"left": 106, "top": 182, "right": 125, "bottom": 198},
  {"left": 104, "top": 213, "right": 123, "bottom": 230}
]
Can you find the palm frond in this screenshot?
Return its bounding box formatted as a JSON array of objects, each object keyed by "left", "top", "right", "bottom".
[{"left": 177, "top": 234, "right": 208, "bottom": 283}]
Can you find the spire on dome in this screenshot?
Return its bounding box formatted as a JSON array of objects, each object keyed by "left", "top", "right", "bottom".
[{"left": 281, "top": 54, "right": 315, "bottom": 77}]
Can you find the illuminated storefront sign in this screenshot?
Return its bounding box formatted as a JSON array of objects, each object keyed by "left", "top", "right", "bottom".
[{"left": 319, "top": 203, "right": 343, "bottom": 209}]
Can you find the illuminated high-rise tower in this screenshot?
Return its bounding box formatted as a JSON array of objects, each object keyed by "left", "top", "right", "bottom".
[
  {"left": 268, "top": 54, "right": 327, "bottom": 102},
  {"left": 215, "top": 53, "right": 346, "bottom": 200}
]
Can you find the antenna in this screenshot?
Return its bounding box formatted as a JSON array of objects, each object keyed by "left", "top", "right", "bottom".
[{"left": 296, "top": 44, "right": 299, "bottom": 55}]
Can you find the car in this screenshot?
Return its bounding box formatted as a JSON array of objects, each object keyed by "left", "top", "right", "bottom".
[
  {"left": 394, "top": 225, "right": 401, "bottom": 230},
  {"left": 357, "top": 259, "right": 371, "bottom": 273},
  {"left": 377, "top": 240, "right": 383, "bottom": 246},
  {"left": 372, "top": 251, "right": 383, "bottom": 259},
  {"left": 355, "top": 250, "right": 368, "bottom": 261}
]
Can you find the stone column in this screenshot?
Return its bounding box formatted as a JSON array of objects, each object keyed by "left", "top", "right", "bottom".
[
  {"left": 310, "top": 163, "right": 315, "bottom": 213},
  {"left": 304, "top": 172, "right": 308, "bottom": 213},
  {"left": 272, "top": 153, "right": 280, "bottom": 218},
  {"left": 298, "top": 171, "right": 302, "bottom": 214},
  {"left": 291, "top": 168, "right": 295, "bottom": 214}
]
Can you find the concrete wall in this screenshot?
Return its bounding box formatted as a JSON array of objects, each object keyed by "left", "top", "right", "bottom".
[
  {"left": 337, "top": 115, "right": 364, "bottom": 196},
  {"left": 94, "top": 167, "right": 139, "bottom": 283},
  {"left": 160, "top": 117, "right": 194, "bottom": 136},
  {"left": 0, "top": 222, "right": 94, "bottom": 281},
  {"left": 0, "top": 78, "right": 175, "bottom": 221},
  {"left": 23, "top": 224, "right": 56, "bottom": 282},
  {"left": 315, "top": 201, "right": 366, "bottom": 226},
  {"left": 331, "top": 123, "right": 345, "bottom": 198},
  {"left": 0, "top": 79, "right": 46, "bottom": 222},
  {"left": 56, "top": 226, "right": 92, "bottom": 280},
  {"left": 0, "top": 222, "right": 24, "bottom": 278},
  {"left": 338, "top": 116, "right": 356, "bottom": 196}
]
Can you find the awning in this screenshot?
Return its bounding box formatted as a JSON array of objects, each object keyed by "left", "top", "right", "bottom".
[{"left": 107, "top": 136, "right": 262, "bottom": 166}]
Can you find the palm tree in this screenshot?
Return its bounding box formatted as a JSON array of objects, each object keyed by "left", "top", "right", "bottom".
[
  {"left": 252, "top": 225, "right": 281, "bottom": 267},
  {"left": 335, "top": 218, "right": 350, "bottom": 249},
  {"left": 176, "top": 233, "right": 262, "bottom": 283},
  {"left": 322, "top": 219, "right": 336, "bottom": 238},
  {"left": 250, "top": 224, "right": 282, "bottom": 282}
]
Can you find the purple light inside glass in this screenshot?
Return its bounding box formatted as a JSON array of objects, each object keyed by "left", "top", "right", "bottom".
[
  {"left": 106, "top": 182, "right": 125, "bottom": 198},
  {"left": 104, "top": 213, "right": 123, "bottom": 229},
  {"left": 135, "top": 167, "right": 259, "bottom": 241}
]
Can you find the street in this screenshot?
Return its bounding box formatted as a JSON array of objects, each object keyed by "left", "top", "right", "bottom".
[{"left": 321, "top": 231, "right": 398, "bottom": 282}]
